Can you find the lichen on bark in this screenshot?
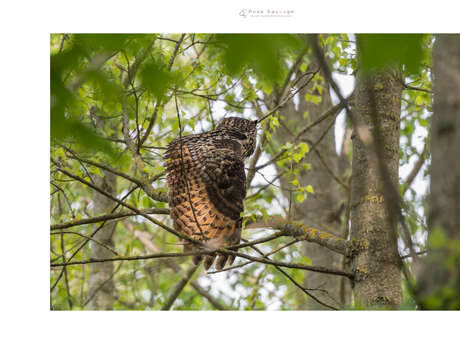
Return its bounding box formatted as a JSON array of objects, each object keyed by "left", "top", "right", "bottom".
[{"left": 350, "top": 66, "right": 403, "bottom": 307}]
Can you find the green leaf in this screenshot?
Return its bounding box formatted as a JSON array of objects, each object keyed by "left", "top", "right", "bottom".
[
  {"left": 305, "top": 93, "right": 322, "bottom": 105},
  {"left": 301, "top": 163, "right": 311, "bottom": 171},
  {"left": 72, "top": 34, "right": 136, "bottom": 54},
  {"left": 357, "top": 34, "right": 425, "bottom": 75},
  {"left": 139, "top": 59, "right": 173, "bottom": 100},
  {"left": 296, "top": 193, "right": 306, "bottom": 203},
  {"left": 214, "top": 34, "right": 303, "bottom": 84},
  {"left": 415, "top": 95, "right": 424, "bottom": 105},
  {"left": 306, "top": 185, "right": 314, "bottom": 194},
  {"left": 298, "top": 142, "right": 309, "bottom": 155},
  {"left": 292, "top": 153, "right": 303, "bottom": 163},
  {"left": 430, "top": 227, "right": 447, "bottom": 249}
]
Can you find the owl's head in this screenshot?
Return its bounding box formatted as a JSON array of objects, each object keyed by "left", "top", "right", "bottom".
[{"left": 216, "top": 117, "right": 258, "bottom": 158}]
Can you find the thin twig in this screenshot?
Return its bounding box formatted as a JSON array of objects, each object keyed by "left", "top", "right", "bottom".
[
  {"left": 245, "top": 239, "right": 338, "bottom": 310},
  {"left": 51, "top": 231, "right": 119, "bottom": 256},
  {"left": 402, "top": 143, "right": 428, "bottom": 194},
  {"left": 125, "top": 221, "right": 230, "bottom": 310},
  {"left": 257, "top": 70, "right": 319, "bottom": 123},
  {"left": 139, "top": 34, "right": 185, "bottom": 146},
  {"left": 50, "top": 184, "right": 140, "bottom": 293},
  {"left": 403, "top": 83, "right": 433, "bottom": 94},
  {"left": 51, "top": 208, "right": 169, "bottom": 230},
  {"left": 208, "top": 238, "right": 300, "bottom": 274},
  {"left": 52, "top": 159, "right": 204, "bottom": 246}
]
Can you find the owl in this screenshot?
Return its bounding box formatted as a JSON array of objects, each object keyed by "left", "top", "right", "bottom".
[{"left": 164, "top": 117, "right": 257, "bottom": 270}]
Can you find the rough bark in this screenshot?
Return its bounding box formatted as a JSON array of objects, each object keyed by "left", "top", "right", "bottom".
[
  {"left": 88, "top": 172, "right": 117, "bottom": 310},
  {"left": 350, "top": 66, "right": 403, "bottom": 307},
  {"left": 270, "top": 62, "right": 348, "bottom": 309},
  {"left": 417, "top": 34, "right": 460, "bottom": 309}
]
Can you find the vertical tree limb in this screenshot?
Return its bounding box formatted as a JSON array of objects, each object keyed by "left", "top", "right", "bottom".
[{"left": 350, "top": 66, "right": 403, "bottom": 307}]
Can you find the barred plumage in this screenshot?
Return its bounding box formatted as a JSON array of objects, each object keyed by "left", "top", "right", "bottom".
[{"left": 164, "top": 117, "right": 257, "bottom": 270}]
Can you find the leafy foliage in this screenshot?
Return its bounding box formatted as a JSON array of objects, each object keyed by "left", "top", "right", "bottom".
[
  {"left": 50, "top": 33, "right": 435, "bottom": 310},
  {"left": 357, "top": 34, "right": 426, "bottom": 75}
]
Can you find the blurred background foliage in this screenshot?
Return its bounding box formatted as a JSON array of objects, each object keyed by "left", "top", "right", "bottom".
[{"left": 50, "top": 33, "right": 434, "bottom": 310}]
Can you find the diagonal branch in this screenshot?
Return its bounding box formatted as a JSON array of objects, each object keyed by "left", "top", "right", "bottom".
[
  {"left": 52, "top": 159, "right": 203, "bottom": 247},
  {"left": 62, "top": 145, "right": 167, "bottom": 202},
  {"left": 51, "top": 231, "right": 119, "bottom": 256},
  {"left": 161, "top": 264, "right": 199, "bottom": 310},
  {"left": 254, "top": 99, "right": 350, "bottom": 171},
  {"left": 125, "top": 221, "right": 230, "bottom": 310},
  {"left": 245, "top": 239, "right": 338, "bottom": 310},
  {"left": 51, "top": 208, "right": 170, "bottom": 231},
  {"left": 139, "top": 34, "right": 186, "bottom": 146},
  {"left": 402, "top": 143, "right": 428, "bottom": 194}
]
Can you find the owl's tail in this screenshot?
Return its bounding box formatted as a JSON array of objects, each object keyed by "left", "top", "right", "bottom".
[
  {"left": 204, "top": 253, "right": 232, "bottom": 270},
  {"left": 185, "top": 244, "right": 237, "bottom": 270}
]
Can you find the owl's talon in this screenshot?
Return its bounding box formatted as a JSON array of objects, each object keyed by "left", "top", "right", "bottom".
[
  {"left": 204, "top": 254, "right": 216, "bottom": 270},
  {"left": 215, "top": 254, "right": 229, "bottom": 270},
  {"left": 193, "top": 254, "right": 203, "bottom": 266},
  {"left": 227, "top": 254, "right": 236, "bottom": 266}
]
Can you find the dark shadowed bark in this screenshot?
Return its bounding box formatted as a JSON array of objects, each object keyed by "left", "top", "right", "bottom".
[
  {"left": 350, "top": 66, "right": 403, "bottom": 307},
  {"left": 417, "top": 34, "right": 460, "bottom": 309}
]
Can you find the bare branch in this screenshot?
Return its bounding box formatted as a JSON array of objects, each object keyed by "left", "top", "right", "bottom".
[
  {"left": 139, "top": 34, "right": 186, "bottom": 146},
  {"left": 161, "top": 264, "right": 199, "bottom": 310},
  {"left": 51, "top": 208, "right": 169, "bottom": 231},
  {"left": 50, "top": 248, "right": 352, "bottom": 279},
  {"left": 245, "top": 239, "right": 338, "bottom": 310},
  {"left": 51, "top": 231, "right": 119, "bottom": 256},
  {"left": 402, "top": 143, "right": 428, "bottom": 194},
  {"left": 125, "top": 221, "right": 230, "bottom": 310},
  {"left": 51, "top": 160, "right": 203, "bottom": 247}
]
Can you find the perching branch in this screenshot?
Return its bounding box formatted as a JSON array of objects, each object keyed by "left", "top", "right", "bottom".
[
  {"left": 51, "top": 247, "right": 352, "bottom": 279},
  {"left": 208, "top": 238, "right": 301, "bottom": 274}
]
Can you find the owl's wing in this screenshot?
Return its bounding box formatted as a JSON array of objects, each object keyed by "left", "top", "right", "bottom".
[
  {"left": 198, "top": 139, "right": 246, "bottom": 269},
  {"left": 199, "top": 139, "right": 247, "bottom": 221}
]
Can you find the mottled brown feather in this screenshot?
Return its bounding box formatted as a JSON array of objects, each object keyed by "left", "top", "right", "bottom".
[{"left": 164, "top": 117, "right": 257, "bottom": 270}]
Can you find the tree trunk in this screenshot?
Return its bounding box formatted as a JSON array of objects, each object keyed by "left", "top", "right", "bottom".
[
  {"left": 88, "top": 172, "right": 117, "bottom": 310},
  {"left": 350, "top": 66, "right": 403, "bottom": 308},
  {"left": 270, "top": 62, "right": 348, "bottom": 309},
  {"left": 417, "top": 34, "right": 460, "bottom": 309}
]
